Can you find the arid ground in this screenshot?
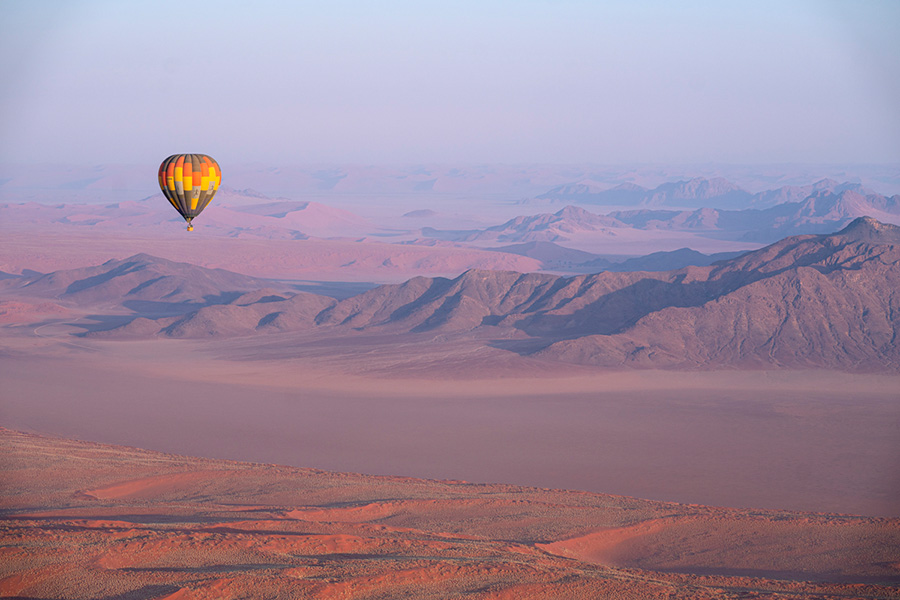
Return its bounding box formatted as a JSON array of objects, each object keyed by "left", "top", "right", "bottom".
[
  {"left": 2, "top": 175, "right": 900, "bottom": 598},
  {"left": 3, "top": 428, "right": 900, "bottom": 599},
  {"left": 2, "top": 329, "right": 899, "bottom": 518}
]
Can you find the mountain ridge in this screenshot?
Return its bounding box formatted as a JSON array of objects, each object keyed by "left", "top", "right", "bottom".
[
  {"left": 536, "top": 176, "right": 889, "bottom": 210},
  {"left": 539, "top": 218, "right": 900, "bottom": 369},
  {"left": 424, "top": 187, "right": 900, "bottom": 245},
  {"left": 78, "top": 218, "right": 900, "bottom": 372},
  {"left": 1, "top": 253, "right": 280, "bottom": 310}
]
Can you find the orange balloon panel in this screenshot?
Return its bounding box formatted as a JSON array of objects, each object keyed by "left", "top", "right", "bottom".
[{"left": 157, "top": 154, "right": 221, "bottom": 225}]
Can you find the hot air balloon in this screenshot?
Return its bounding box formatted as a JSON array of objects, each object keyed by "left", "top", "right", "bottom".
[{"left": 157, "top": 154, "right": 221, "bottom": 231}]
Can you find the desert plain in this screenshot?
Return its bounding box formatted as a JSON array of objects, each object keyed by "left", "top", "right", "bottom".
[{"left": 2, "top": 165, "right": 900, "bottom": 598}]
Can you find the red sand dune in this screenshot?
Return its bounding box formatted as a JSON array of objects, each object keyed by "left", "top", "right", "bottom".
[
  {"left": 538, "top": 516, "right": 900, "bottom": 580},
  {"left": 1, "top": 429, "right": 899, "bottom": 599}
]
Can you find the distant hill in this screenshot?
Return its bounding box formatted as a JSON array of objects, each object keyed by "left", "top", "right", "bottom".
[
  {"left": 611, "top": 188, "right": 900, "bottom": 241},
  {"left": 117, "top": 290, "right": 337, "bottom": 339},
  {"left": 535, "top": 180, "right": 644, "bottom": 204},
  {"left": 643, "top": 177, "right": 751, "bottom": 208},
  {"left": 488, "top": 241, "right": 601, "bottom": 269},
  {"left": 536, "top": 176, "right": 891, "bottom": 211},
  {"left": 538, "top": 176, "right": 751, "bottom": 208},
  {"left": 424, "top": 186, "right": 900, "bottom": 245},
  {"left": 747, "top": 178, "right": 876, "bottom": 207},
  {"left": 403, "top": 209, "right": 439, "bottom": 218},
  {"left": 490, "top": 242, "right": 744, "bottom": 272},
  {"left": 422, "top": 205, "right": 624, "bottom": 243},
  {"left": 224, "top": 200, "right": 375, "bottom": 238},
  {"left": 581, "top": 248, "right": 747, "bottom": 272},
  {"left": 2, "top": 254, "right": 277, "bottom": 311}
]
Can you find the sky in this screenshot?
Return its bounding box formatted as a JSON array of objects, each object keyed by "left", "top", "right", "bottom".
[{"left": 1, "top": 0, "right": 898, "bottom": 166}]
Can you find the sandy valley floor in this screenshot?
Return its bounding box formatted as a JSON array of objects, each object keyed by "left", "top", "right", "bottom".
[{"left": 3, "top": 323, "right": 898, "bottom": 518}]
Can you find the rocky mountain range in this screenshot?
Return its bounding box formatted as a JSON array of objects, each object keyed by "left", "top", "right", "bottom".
[
  {"left": 422, "top": 205, "right": 623, "bottom": 243},
  {"left": 584, "top": 177, "right": 752, "bottom": 209},
  {"left": 424, "top": 185, "right": 900, "bottom": 245},
  {"left": 25, "top": 217, "right": 895, "bottom": 372},
  {"left": 539, "top": 217, "right": 900, "bottom": 369},
  {"left": 536, "top": 176, "right": 885, "bottom": 210},
  {"left": 611, "top": 188, "right": 900, "bottom": 241}
]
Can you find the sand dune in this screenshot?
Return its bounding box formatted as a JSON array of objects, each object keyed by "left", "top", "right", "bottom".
[
  {"left": 539, "top": 516, "right": 900, "bottom": 581},
  {"left": 2, "top": 429, "right": 898, "bottom": 599}
]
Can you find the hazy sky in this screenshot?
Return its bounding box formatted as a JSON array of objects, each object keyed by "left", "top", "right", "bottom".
[{"left": 1, "top": 0, "right": 898, "bottom": 166}]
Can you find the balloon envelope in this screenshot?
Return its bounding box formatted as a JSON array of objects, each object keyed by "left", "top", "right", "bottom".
[{"left": 157, "top": 154, "right": 221, "bottom": 230}]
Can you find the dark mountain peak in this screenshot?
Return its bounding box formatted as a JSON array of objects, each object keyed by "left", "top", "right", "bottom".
[
  {"left": 811, "top": 178, "right": 840, "bottom": 190},
  {"left": 661, "top": 177, "right": 742, "bottom": 193},
  {"left": 452, "top": 267, "right": 522, "bottom": 286},
  {"left": 117, "top": 253, "right": 171, "bottom": 265},
  {"left": 403, "top": 208, "right": 438, "bottom": 218},
  {"left": 642, "top": 177, "right": 751, "bottom": 208},
  {"left": 698, "top": 177, "right": 745, "bottom": 193},
  {"left": 102, "top": 253, "right": 221, "bottom": 276},
  {"left": 835, "top": 216, "right": 900, "bottom": 243},
  {"left": 805, "top": 187, "right": 860, "bottom": 200},
  {"left": 554, "top": 205, "right": 595, "bottom": 219},
  {"left": 652, "top": 247, "right": 704, "bottom": 258},
  {"left": 611, "top": 182, "right": 647, "bottom": 192},
  {"left": 490, "top": 241, "right": 600, "bottom": 266},
  {"left": 717, "top": 217, "right": 900, "bottom": 278}
]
